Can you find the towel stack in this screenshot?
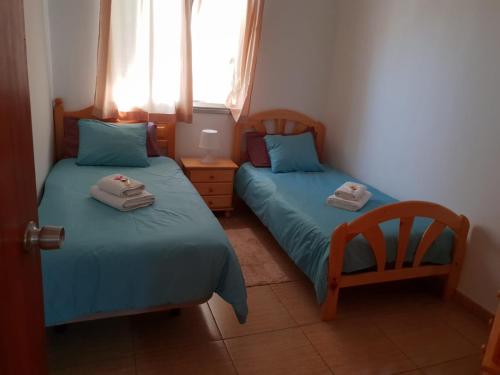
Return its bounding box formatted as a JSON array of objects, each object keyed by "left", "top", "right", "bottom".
[
  {"left": 326, "top": 181, "right": 372, "bottom": 211},
  {"left": 90, "top": 174, "right": 155, "bottom": 211}
]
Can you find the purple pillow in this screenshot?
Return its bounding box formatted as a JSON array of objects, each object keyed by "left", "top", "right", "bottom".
[
  {"left": 246, "top": 132, "right": 271, "bottom": 167},
  {"left": 62, "top": 119, "right": 161, "bottom": 158},
  {"left": 63, "top": 117, "right": 79, "bottom": 158},
  {"left": 145, "top": 122, "right": 161, "bottom": 157}
]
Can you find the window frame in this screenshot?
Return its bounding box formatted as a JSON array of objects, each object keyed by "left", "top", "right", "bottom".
[{"left": 192, "top": 101, "right": 230, "bottom": 114}]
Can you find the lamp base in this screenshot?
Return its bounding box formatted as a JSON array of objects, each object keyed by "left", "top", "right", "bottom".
[{"left": 201, "top": 152, "right": 217, "bottom": 164}]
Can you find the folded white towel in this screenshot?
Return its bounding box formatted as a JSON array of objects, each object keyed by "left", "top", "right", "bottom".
[
  {"left": 334, "top": 181, "right": 367, "bottom": 201},
  {"left": 97, "top": 174, "right": 145, "bottom": 197},
  {"left": 90, "top": 185, "right": 154, "bottom": 211},
  {"left": 327, "top": 190, "right": 372, "bottom": 211}
]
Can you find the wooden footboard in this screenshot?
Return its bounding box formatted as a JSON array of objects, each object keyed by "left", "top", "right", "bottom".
[{"left": 322, "top": 200, "right": 470, "bottom": 320}]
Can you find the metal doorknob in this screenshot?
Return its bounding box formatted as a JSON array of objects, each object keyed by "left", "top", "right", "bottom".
[{"left": 24, "top": 221, "right": 64, "bottom": 252}]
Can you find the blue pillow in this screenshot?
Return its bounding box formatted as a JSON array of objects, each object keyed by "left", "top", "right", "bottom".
[
  {"left": 77, "top": 119, "right": 150, "bottom": 167},
  {"left": 264, "top": 132, "right": 323, "bottom": 173}
]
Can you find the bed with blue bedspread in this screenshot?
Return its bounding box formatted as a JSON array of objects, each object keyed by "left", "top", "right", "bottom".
[
  {"left": 235, "top": 162, "right": 454, "bottom": 304},
  {"left": 39, "top": 157, "right": 247, "bottom": 326}
]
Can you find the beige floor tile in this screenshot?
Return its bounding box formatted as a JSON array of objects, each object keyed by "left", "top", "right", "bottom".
[
  {"left": 372, "top": 308, "right": 446, "bottom": 337},
  {"left": 445, "top": 305, "right": 490, "bottom": 347},
  {"left": 430, "top": 302, "right": 488, "bottom": 341},
  {"left": 209, "top": 285, "right": 296, "bottom": 338},
  {"left": 225, "top": 328, "right": 331, "bottom": 375},
  {"left": 378, "top": 299, "right": 490, "bottom": 347},
  {"left": 49, "top": 356, "right": 135, "bottom": 375},
  {"left": 421, "top": 354, "right": 482, "bottom": 375},
  {"left": 384, "top": 323, "right": 479, "bottom": 367},
  {"left": 271, "top": 280, "right": 322, "bottom": 325},
  {"left": 132, "top": 304, "right": 221, "bottom": 352},
  {"left": 302, "top": 319, "right": 416, "bottom": 375},
  {"left": 135, "top": 341, "right": 236, "bottom": 375},
  {"left": 336, "top": 283, "right": 442, "bottom": 320},
  {"left": 46, "top": 316, "right": 134, "bottom": 370}
]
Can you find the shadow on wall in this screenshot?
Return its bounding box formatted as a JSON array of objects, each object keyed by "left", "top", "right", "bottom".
[
  {"left": 460, "top": 225, "right": 500, "bottom": 312},
  {"left": 326, "top": 2, "right": 393, "bottom": 172}
]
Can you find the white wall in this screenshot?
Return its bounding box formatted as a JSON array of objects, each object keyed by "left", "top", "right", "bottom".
[
  {"left": 251, "top": 0, "right": 335, "bottom": 119},
  {"left": 46, "top": 0, "right": 335, "bottom": 159},
  {"left": 47, "top": 0, "right": 100, "bottom": 110},
  {"left": 24, "top": 0, "right": 54, "bottom": 195},
  {"left": 325, "top": 0, "right": 500, "bottom": 312}
]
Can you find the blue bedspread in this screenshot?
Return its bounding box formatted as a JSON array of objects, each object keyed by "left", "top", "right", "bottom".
[
  {"left": 235, "top": 163, "right": 453, "bottom": 304},
  {"left": 39, "top": 157, "right": 247, "bottom": 326}
]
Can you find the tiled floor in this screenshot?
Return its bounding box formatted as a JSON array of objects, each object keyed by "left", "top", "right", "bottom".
[{"left": 46, "top": 210, "right": 490, "bottom": 374}]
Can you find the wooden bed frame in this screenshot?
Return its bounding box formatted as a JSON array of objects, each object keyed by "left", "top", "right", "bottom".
[
  {"left": 53, "top": 98, "right": 176, "bottom": 161},
  {"left": 232, "top": 109, "right": 470, "bottom": 321},
  {"left": 50, "top": 99, "right": 203, "bottom": 325}
]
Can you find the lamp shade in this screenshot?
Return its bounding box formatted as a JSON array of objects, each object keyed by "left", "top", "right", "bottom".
[{"left": 199, "top": 129, "right": 219, "bottom": 150}]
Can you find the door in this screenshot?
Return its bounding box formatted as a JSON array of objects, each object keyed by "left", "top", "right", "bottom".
[{"left": 0, "top": 0, "right": 47, "bottom": 374}]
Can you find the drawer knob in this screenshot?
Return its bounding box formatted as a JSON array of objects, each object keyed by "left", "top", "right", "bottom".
[
  {"left": 208, "top": 201, "right": 213, "bottom": 206},
  {"left": 209, "top": 175, "right": 214, "bottom": 179},
  {"left": 208, "top": 188, "right": 213, "bottom": 193}
]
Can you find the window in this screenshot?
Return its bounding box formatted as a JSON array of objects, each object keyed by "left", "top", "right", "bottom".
[
  {"left": 191, "top": 0, "right": 247, "bottom": 107},
  {"left": 95, "top": 0, "right": 263, "bottom": 121}
]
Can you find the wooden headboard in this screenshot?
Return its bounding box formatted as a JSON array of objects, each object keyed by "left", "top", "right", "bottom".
[
  {"left": 232, "top": 109, "right": 325, "bottom": 165},
  {"left": 53, "top": 98, "right": 176, "bottom": 161}
]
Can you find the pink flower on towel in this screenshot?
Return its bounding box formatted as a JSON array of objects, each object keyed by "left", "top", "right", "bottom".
[{"left": 114, "top": 175, "right": 130, "bottom": 185}]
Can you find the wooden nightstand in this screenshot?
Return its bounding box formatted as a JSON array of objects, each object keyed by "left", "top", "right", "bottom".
[{"left": 180, "top": 158, "right": 238, "bottom": 217}]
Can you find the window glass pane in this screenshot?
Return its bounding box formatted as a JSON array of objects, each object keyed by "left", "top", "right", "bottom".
[{"left": 191, "top": 0, "right": 246, "bottom": 105}]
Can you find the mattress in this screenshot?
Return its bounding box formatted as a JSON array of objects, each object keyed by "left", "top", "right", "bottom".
[
  {"left": 235, "top": 162, "right": 453, "bottom": 304},
  {"left": 39, "top": 157, "right": 247, "bottom": 326}
]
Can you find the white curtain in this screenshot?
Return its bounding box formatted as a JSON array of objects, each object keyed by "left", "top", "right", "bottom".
[
  {"left": 226, "top": 0, "right": 264, "bottom": 121},
  {"left": 94, "top": 0, "right": 192, "bottom": 122}
]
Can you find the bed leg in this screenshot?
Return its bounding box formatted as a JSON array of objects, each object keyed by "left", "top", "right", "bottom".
[
  {"left": 443, "top": 273, "right": 458, "bottom": 301},
  {"left": 321, "top": 286, "right": 340, "bottom": 321}
]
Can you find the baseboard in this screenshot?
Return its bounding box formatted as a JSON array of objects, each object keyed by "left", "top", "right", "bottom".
[{"left": 454, "top": 290, "right": 494, "bottom": 323}]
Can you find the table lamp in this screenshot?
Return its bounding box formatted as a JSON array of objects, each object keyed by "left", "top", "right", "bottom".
[{"left": 199, "top": 129, "right": 219, "bottom": 163}]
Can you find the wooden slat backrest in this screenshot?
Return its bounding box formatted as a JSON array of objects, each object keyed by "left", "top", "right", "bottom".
[
  {"left": 53, "top": 98, "right": 176, "bottom": 161},
  {"left": 232, "top": 109, "right": 325, "bottom": 164},
  {"left": 396, "top": 217, "right": 415, "bottom": 269},
  {"left": 361, "top": 225, "right": 387, "bottom": 272},
  {"left": 329, "top": 201, "right": 469, "bottom": 277},
  {"left": 412, "top": 220, "right": 447, "bottom": 267}
]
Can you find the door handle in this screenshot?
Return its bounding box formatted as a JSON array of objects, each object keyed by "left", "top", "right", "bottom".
[{"left": 24, "top": 221, "right": 64, "bottom": 252}]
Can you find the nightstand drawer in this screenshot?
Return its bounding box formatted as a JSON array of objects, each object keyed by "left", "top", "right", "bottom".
[
  {"left": 190, "top": 169, "right": 234, "bottom": 183},
  {"left": 194, "top": 182, "right": 233, "bottom": 196},
  {"left": 202, "top": 195, "right": 232, "bottom": 209}
]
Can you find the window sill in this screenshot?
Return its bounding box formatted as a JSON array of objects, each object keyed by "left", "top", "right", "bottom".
[{"left": 193, "top": 102, "right": 231, "bottom": 115}]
